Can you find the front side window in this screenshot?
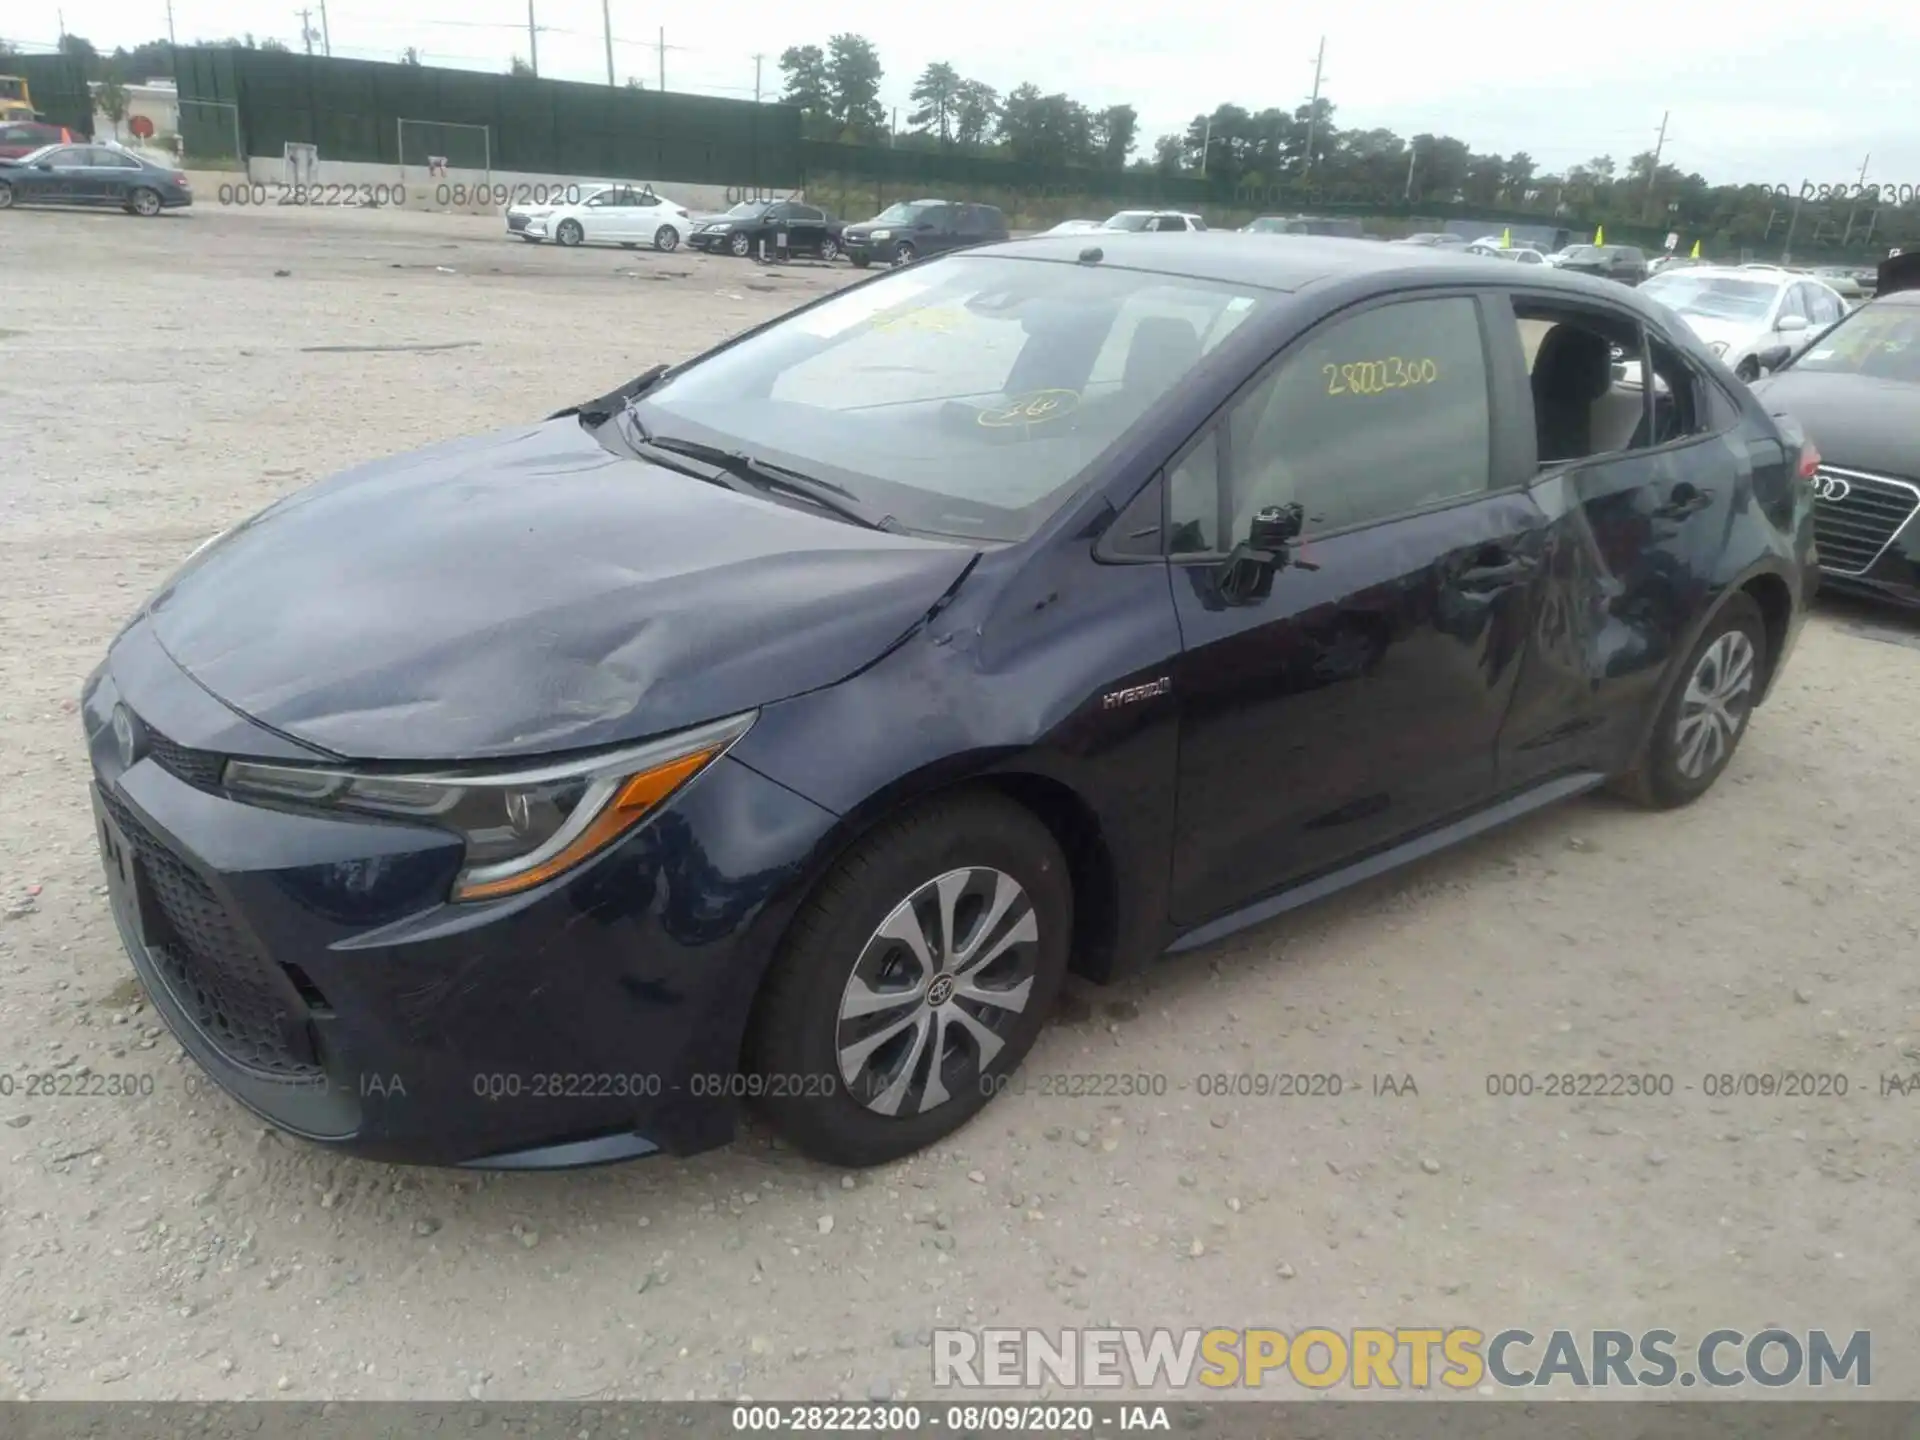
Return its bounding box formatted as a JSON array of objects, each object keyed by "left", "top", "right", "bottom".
[
  {"left": 635, "top": 255, "right": 1272, "bottom": 542},
  {"left": 45, "top": 147, "right": 89, "bottom": 169},
  {"left": 1217, "top": 296, "right": 1493, "bottom": 539}
]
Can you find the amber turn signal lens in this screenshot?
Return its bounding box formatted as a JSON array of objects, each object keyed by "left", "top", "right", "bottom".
[{"left": 451, "top": 748, "right": 718, "bottom": 902}]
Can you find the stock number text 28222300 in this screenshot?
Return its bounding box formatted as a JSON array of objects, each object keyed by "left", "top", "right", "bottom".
[{"left": 1323, "top": 357, "right": 1439, "bottom": 397}]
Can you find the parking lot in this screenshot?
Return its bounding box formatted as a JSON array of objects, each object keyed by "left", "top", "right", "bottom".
[{"left": 4, "top": 202, "right": 1920, "bottom": 1402}]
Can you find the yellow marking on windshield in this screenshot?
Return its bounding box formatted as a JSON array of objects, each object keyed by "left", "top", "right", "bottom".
[{"left": 978, "top": 390, "right": 1080, "bottom": 427}]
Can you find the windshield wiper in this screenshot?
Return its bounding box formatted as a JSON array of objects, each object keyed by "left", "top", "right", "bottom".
[
  {"left": 631, "top": 431, "right": 899, "bottom": 532},
  {"left": 550, "top": 363, "right": 670, "bottom": 427}
]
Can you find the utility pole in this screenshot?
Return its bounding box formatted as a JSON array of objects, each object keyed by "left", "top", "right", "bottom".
[
  {"left": 601, "top": 0, "right": 614, "bottom": 84},
  {"left": 1642, "top": 110, "right": 1668, "bottom": 219},
  {"left": 319, "top": 0, "right": 331, "bottom": 55},
  {"left": 1199, "top": 114, "right": 1212, "bottom": 177},
  {"left": 752, "top": 53, "right": 763, "bottom": 104},
  {"left": 1302, "top": 36, "right": 1326, "bottom": 178},
  {"left": 657, "top": 27, "right": 665, "bottom": 92},
  {"left": 166, "top": 0, "right": 176, "bottom": 46},
  {"left": 298, "top": 8, "right": 314, "bottom": 54},
  {"left": 527, "top": 0, "right": 539, "bottom": 77},
  {"left": 1404, "top": 140, "right": 1417, "bottom": 201},
  {"left": 1841, "top": 152, "right": 1870, "bottom": 246}
]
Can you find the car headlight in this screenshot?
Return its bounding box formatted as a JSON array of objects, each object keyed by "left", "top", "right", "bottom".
[
  {"left": 707, "top": 222, "right": 731, "bottom": 232},
  {"left": 1708, "top": 340, "right": 1728, "bottom": 356},
  {"left": 223, "top": 711, "right": 755, "bottom": 902},
  {"left": 870, "top": 229, "right": 892, "bottom": 241}
]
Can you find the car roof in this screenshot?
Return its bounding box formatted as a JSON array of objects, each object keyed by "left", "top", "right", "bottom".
[{"left": 969, "top": 231, "right": 1675, "bottom": 297}]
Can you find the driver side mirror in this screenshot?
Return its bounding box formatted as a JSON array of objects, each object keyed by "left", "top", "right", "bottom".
[
  {"left": 1216, "top": 503, "right": 1312, "bottom": 605},
  {"left": 1754, "top": 344, "right": 1793, "bottom": 374}
]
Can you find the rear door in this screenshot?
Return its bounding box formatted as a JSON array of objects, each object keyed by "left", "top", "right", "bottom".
[
  {"left": 1165, "top": 288, "right": 1546, "bottom": 925},
  {"left": 1489, "top": 290, "right": 1745, "bottom": 790},
  {"left": 90, "top": 147, "right": 145, "bottom": 205},
  {"left": 784, "top": 202, "right": 827, "bottom": 254}
]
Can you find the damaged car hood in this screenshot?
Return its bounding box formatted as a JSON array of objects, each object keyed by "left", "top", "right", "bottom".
[{"left": 144, "top": 418, "right": 978, "bottom": 761}]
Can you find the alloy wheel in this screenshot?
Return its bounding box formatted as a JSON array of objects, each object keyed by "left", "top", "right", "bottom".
[
  {"left": 556, "top": 219, "right": 583, "bottom": 247},
  {"left": 654, "top": 225, "right": 678, "bottom": 252},
  {"left": 1674, "top": 630, "right": 1756, "bottom": 779},
  {"left": 820, "top": 236, "right": 839, "bottom": 262},
  {"left": 729, "top": 231, "right": 751, "bottom": 257},
  {"left": 835, "top": 867, "right": 1040, "bottom": 1117},
  {"left": 131, "top": 188, "right": 161, "bottom": 217}
]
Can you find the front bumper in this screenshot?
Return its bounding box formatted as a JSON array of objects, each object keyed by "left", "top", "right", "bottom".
[
  {"left": 688, "top": 231, "right": 734, "bottom": 252},
  {"left": 506, "top": 212, "right": 531, "bottom": 233},
  {"left": 83, "top": 620, "right": 838, "bottom": 1168}
]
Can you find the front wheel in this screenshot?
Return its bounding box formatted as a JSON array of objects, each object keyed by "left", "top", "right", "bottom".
[
  {"left": 1612, "top": 593, "right": 1766, "bottom": 809},
  {"left": 728, "top": 230, "right": 752, "bottom": 257},
  {"left": 892, "top": 240, "right": 916, "bottom": 267},
  {"left": 555, "top": 218, "right": 584, "bottom": 247},
  {"left": 744, "top": 794, "right": 1073, "bottom": 1167},
  {"left": 653, "top": 224, "right": 679, "bottom": 252},
  {"left": 128, "top": 187, "right": 162, "bottom": 217}
]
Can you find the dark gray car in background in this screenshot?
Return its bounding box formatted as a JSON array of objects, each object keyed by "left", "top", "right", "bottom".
[
  {"left": 0, "top": 142, "right": 193, "bottom": 215},
  {"left": 842, "top": 199, "right": 1009, "bottom": 268}
]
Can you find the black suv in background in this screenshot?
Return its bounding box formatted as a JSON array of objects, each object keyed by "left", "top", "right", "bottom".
[
  {"left": 1554, "top": 244, "right": 1650, "bottom": 285},
  {"left": 842, "top": 199, "right": 1009, "bottom": 267}
]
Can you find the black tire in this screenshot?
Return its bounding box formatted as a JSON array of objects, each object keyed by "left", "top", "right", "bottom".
[
  {"left": 728, "top": 230, "right": 753, "bottom": 258},
  {"left": 653, "top": 224, "right": 679, "bottom": 253},
  {"left": 849, "top": 253, "right": 870, "bottom": 269},
  {"left": 1612, "top": 593, "right": 1766, "bottom": 809},
  {"left": 555, "top": 218, "right": 584, "bottom": 247},
  {"left": 892, "top": 240, "right": 916, "bottom": 267},
  {"left": 128, "top": 187, "right": 162, "bottom": 217},
  {"left": 0, "top": 181, "right": 13, "bottom": 210},
  {"left": 744, "top": 793, "right": 1073, "bottom": 1167},
  {"left": 818, "top": 235, "right": 839, "bottom": 262}
]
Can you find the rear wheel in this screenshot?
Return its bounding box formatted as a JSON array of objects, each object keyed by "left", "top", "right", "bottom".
[
  {"left": 1613, "top": 593, "right": 1765, "bottom": 808},
  {"left": 128, "top": 187, "right": 162, "bottom": 217},
  {"left": 818, "top": 235, "right": 839, "bottom": 262},
  {"left": 555, "top": 218, "right": 584, "bottom": 247},
  {"left": 653, "top": 224, "right": 679, "bottom": 252},
  {"left": 0, "top": 181, "right": 13, "bottom": 210},
  {"left": 744, "top": 794, "right": 1072, "bottom": 1167}
]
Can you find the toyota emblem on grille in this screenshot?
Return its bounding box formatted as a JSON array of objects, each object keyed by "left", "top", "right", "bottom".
[
  {"left": 1814, "top": 475, "right": 1852, "bottom": 502},
  {"left": 111, "top": 704, "right": 145, "bottom": 768}
]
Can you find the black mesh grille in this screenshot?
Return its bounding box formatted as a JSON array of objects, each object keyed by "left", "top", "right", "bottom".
[
  {"left": 144, "top": 728, "right": 227, "bottom": 792},
  {"left": 100, "top": 790, "right": 321, "bottom": 1077},
  {"left": 1814, "top": 468, "right": 1920, "bottom": 577}
]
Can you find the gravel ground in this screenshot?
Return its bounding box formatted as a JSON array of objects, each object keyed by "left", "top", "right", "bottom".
[{"left": 3, "top": 203, "right": 1919, "bottom": 1404}]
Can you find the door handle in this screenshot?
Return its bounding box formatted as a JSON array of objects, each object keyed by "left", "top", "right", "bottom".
[
  {"left": 1455, "top": 552, "right": 1536, "bottom": 592},
  {"left": 1652, "top": 484, "right": 1713, "bottom": 520}
]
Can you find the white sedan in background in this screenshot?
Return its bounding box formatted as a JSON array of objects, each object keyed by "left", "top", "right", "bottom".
[
  {"left": 506, "top": 181, "right": 612, "bottom": 238},
  {"left": 522, "top": 183, "right": 694, "bottom": 252},
  {"left": 1635, "top": 265, "right": 1851, "bottom": 379}
]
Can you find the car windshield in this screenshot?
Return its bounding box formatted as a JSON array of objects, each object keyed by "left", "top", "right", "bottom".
[
  {"left": 1785, "top": 304, "right": 1920, "bottom": 383},
  {"left": 1640, "top": 274, "right": 1776, "bottom": 321},
  {"left": 1102, "top": 212, "right": 1154, "bottom": 231},
  {"left": 1246, "top": 217, "right": 1291, "bottom": 233},
  {"left": 632, "top": 254, "right": 1270, "bottom": 542},
  {"left": 871, "top": 202, "right": 931, "bottom": 225},
  {"left": 725, "top": 201, "right": 772, "bottom": 218}
]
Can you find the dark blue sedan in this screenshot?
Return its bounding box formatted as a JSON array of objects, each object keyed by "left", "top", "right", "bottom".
[
  {"left": 0, "top": 141, "right": 193, "bottom": 215},
  {"left": 84, "top": 234, "right": 1816, "bottom": 1170}
]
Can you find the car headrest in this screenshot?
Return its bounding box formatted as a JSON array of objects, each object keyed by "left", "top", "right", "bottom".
[
  {"left": 1124, "top": 316, "right": 1204, "bottom": 393},
  {"left": 1532, "top": 325, "right": 1615, "bottom": 404}
]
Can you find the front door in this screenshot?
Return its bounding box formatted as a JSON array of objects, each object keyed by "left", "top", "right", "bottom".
[{"left": 1167, "top": 290, "right": 1542, "bottom": 926}]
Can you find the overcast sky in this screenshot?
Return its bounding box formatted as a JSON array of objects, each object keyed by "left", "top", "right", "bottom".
[{"left": 10, "top": 0, "right": 1920, "bottom": 187}]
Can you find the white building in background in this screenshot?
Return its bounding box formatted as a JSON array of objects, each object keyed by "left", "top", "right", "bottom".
[{"left": 90, "top": 77, "right": 180, "bottom": 142}]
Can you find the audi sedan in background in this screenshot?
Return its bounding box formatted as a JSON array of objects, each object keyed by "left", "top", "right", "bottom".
[
  {"left": 84, "top": 234, "right": 1813, "bottom": 1172},
  {"left": 0, "top": 141, "right": 191, "bottom": 214},
  {"left": 521, "top": 183, "right": 692, "bottom": 252},
  {"left": 1638, "top": 265, "right": 1851, "bottom": 380},
  {"left": 1752, "top": 258, "right": 1920, "bottom": 608}
]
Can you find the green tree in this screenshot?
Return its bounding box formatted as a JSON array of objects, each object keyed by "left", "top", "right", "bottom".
[
  {"left": 625, "top": 75, "right": 645, "bottom": 89},
  {"left": 953, "top": 79, "right": 999, "bottom": 150},
  {"left": 509, "top": 55, "right": 535, "bottom": 77},
  {"left": 96, "top": 74, "right": 131, "bottom": 136},
  {"left": 1504, "top": 151, "right": 1536, "bottom": 201},
  {"left": 1151, "top": 133, "right": 1185, "bottom": 175},
  {"left": 778, "top": 44, "right": 829, "bottom": 136},
  {"left": 908, "top": 61, "right": 961, "bottom": 143},
  {"left": 400, "top": 46, "right": 423, "bottom": 65},
  {"left": 261, "top": 37, "right": 292, "bottom": 52},
  {"left": 1091, "top": 103, "right": 1137, "bottom": 169},
  {"left": 824, "top": 33, "right": 884, "bottom": 139}
]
